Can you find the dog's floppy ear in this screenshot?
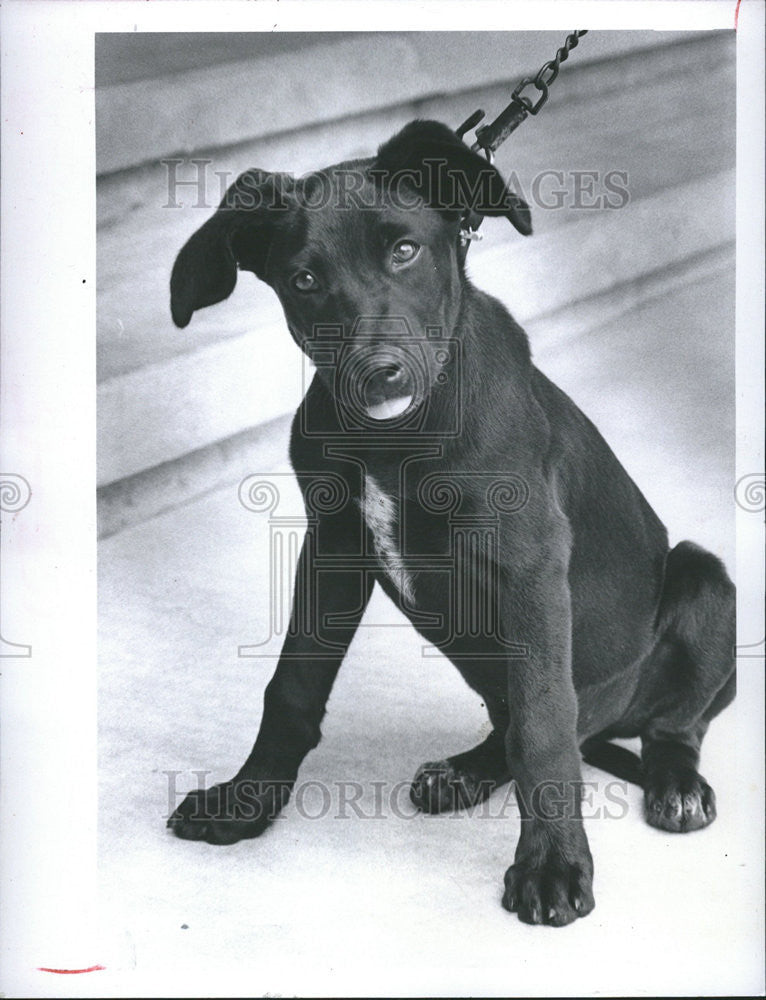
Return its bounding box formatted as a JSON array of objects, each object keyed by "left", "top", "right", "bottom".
[
  {"left": 374, "top": 119, "right": 532, "bottom": 236},
  {"left": 170, "top": 169, "right": 294, "bottom": 329}
]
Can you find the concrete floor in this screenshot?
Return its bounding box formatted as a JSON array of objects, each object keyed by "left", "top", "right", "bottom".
[{"left": 95, "top": 259, "right": 761, "bottom": 996}]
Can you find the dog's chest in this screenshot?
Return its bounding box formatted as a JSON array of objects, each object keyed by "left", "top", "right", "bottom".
[{"left": 359, "top": 475, "right": 415, "bottom": 603}]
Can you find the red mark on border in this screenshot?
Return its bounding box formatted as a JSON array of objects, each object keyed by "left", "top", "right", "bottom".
[
  {"left": 38, "top": 965, "right": 105, "bottom": 974},
  {"left": 734, "top": 0, "right": 742, "bottom": 29}
]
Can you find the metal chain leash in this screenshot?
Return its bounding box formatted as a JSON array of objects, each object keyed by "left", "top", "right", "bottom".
[
  {"left": 508, "top": 30, "right": 588, "bottom": 117},
  {"left": 455, "top": 31, "right": 588, "bottom": 256},
  {"left": 457, "top": 31, "right": 588, "bottom": 157}
]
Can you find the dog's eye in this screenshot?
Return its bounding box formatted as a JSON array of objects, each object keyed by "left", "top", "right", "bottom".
[
  {"left": 292, "top": 270, "right": 318, "bottom": 293},
  {"left": 391, "top": 240, "right": 421, "bottom": 267}
]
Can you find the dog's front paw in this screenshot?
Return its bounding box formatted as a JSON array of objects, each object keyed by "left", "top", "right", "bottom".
[
  {"left": 167, "top": 779, "right": 291, "bottom": 845},
  {"left": 644, "top": 769, "right": 716, "bottom": 833},
  {"left": 502, "top": 852, "right": 594, "bottom": 927}
]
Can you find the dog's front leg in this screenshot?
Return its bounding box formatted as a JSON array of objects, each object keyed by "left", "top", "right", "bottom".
[
  {"left": 501, "top": 559, "right": 595, "bottom": 926},
  {"left": 168, "top": 522, "right": 373, "bottom": 845}
]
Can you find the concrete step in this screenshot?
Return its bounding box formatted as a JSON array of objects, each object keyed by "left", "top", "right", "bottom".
[
  {"left": 98, "top": 166, "right": 734, "bottom": 487},
  {"left": 96, "top": 29, "right": 702, "bottom": 175},
  {"left": 97, "top": 32, "right": 735, "bottom": 489}
]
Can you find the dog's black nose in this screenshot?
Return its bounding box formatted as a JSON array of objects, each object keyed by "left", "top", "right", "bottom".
[{"left": 381, "top": 362, "right": 406, "bottom": 386}]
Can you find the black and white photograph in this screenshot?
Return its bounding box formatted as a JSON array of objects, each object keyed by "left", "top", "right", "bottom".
[{"left": 1, "top": 2, "right": 764, "bottom": 997}]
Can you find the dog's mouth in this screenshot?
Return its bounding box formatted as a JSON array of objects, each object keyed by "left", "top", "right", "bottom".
[
  {"left": 333, "top": 352, "right": 419, "bottom": 422},
  {"left": 362, "top": 362, "right": 415, "bottom": 420}
]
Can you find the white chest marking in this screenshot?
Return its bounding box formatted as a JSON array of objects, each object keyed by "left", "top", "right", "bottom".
[{"left": 360, "top": 475, "right": 415, "bottom": 603}]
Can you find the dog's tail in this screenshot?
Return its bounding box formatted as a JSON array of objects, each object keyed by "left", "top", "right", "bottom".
[{"left": 581, "top": 738, "right": 643, "bottom": 786}]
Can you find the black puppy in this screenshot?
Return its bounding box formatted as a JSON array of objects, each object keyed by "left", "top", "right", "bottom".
[{"left": 167, "top": 120, "right": 735, "bottom": 926}]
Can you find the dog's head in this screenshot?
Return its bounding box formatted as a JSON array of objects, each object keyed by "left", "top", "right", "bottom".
[{"left": 170, "top": 120, "right": 531, "bottom": 422}]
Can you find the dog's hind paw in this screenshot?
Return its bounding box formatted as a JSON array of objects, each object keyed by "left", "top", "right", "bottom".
[
  {"left": 167, "top": 779, "right": 291, "bottom": 845},
  {"left": 644, "top": 769, "right": 716, "bottom": 833},
  {"left": 410, "top": 758, "right": 503, "bottom": 814}
]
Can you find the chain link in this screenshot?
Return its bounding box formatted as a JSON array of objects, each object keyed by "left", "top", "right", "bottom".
[
  {"left": 462, "top": 30, "right": 588, "bottom": 156},
  {"left": 512, "top": 30, "right": 588, "bottom": 116}
]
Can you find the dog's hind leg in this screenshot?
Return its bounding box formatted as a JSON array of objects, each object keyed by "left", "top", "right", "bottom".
[
  {"left": 640, "top": 541, "right": 736, "bottom": 833},
  {"left": 410, "top": 667, "right": 512, "bottom": 814}
]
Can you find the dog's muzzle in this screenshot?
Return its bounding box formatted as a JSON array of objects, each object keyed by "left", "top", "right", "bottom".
[{"left": 340, "top": 349, "right": 418, "bottom": 422}]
